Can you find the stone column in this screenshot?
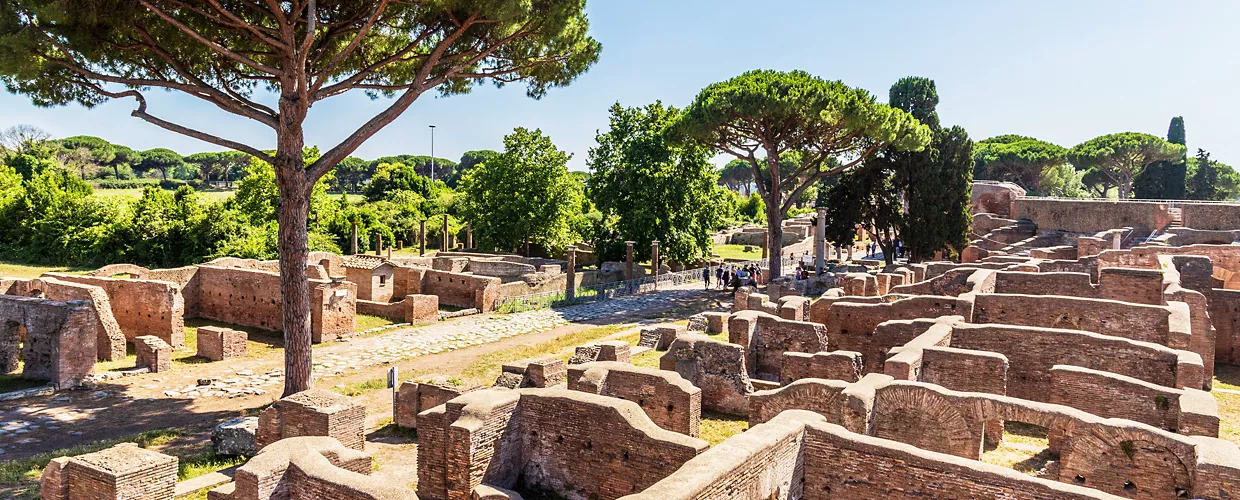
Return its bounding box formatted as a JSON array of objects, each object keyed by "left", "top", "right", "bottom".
[
  {"left": 375, "top": 233, "right": 383, "bottom": 256},
  {"left": 566, "top": 245, "right": 577, "bottom": 301},
  {"left": 466, "top": 223, "right": 473, "bottom": 250},
  {"left": 814, "top": 207, "right": 827, "bottom": 273},
  {"left": 350, "top": 221, "right": 358, "bottom": 255},
  {"left": 625, "top": 241, "right": 635, "bottom": 281},
  {"left": 419, "top": 220, "right": 427, "bottom": 256},
  {"left": 442, "top": 213, "right": 449, "bottom": 252},
  {"left": 651, "top": 240, "right": 660, "bottom": 290},
  {"left": 847, "top": 241, "right": 854, "bottom": 262},
  {"left": 761, "top": 230, "right": 768, "bottom": 259}
]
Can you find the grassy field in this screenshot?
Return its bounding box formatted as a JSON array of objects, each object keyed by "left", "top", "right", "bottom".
[
  {"left": 1214, "top": 365, "right": 1240, "bottom": 445},
  {"left": 95, "top": 319, "right": 282, "bottom": 373},
  {"left": 0, "top": 262, "right": 90, "bottom": 279},
  {"left": 980, "top": 422, "right": 1054, "bottom": 475},
  {"left": 712, "top": 244, "right": 762, "bottom": 261},
  {"left": 93, "top": 188, "right": 235, "bottom": 202}
]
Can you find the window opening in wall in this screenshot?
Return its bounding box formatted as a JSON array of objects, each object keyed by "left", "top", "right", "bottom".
[
  {"left": 980, "top": 421, "right": 1057, "bottom": 476},
  {"left": 380, "top": 275, "right": 388, "bottom": 287}
]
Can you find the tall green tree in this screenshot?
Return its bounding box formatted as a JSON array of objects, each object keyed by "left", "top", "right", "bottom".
[
  {"left": 1068, "top": 132, "right": 1185, "bottom": 200},
  {"left": 1186, "top": 149, "right": 1240, "bottom": 201},
  {"left": 1133, "top": 117, "right": 1188, "bottom": 199},
  {"left": 138, "top": 148, "right": 184, "bottom": 180},
  {"left": 719, "top": 159, "right": 755, "bottom": 195},
  {"left": 451, "top": 150, "right": 498, "bottom": 188},
  {"left": 0, "top": 1, "right": 600, "bottom": 395},
  {"left": 884, "top": 77, "right": 973, "bottom": 262},
  {"left": 459, "top": 128, "right": 581, "bottom": 256},
  {"left": 972, "top": 135, "right": 1068, "bottom": 195},
  {"left": 676, "top": 69, "right": 930, "bottom": 276},
  {"left": 821, "top": 163, "right": 901, "bottom": 261},
  {"left": 587, "top": 102, "right": 726, "bottom": 264}
]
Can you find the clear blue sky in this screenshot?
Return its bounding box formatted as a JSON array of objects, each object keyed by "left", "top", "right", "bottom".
[{"left": 2, "top": 1, "right": 1237, "bottom": 170}]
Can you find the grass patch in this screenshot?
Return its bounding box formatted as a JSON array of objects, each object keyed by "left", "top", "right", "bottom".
[
  {"left": 980, "top": 422, "right": 1055, "bottom": 475},
  {"left": 0, "top": 261, "right": 90, "bottom": 279},
  {"left": 371, "top": 417, "right": 418, "bottom": 441},
  {"left": 459, "top": 324, "right": 629, "bottom": 385},
  {"left": 355, "top": 314, "right": 396, "bottom": 333},
  {"left": 93, "top": 188, "right": 234, "bottom": 202},
  {"left": 1213, "top": 365, "right": 1240, "bottom": 445},
  {"left": 332, "top": 377, "right": 388, "bottom": 397},
  {"left": 178, "top": 453, "right": 246, "bottom": 481},
  {"left": 0, "top": 429, "right": 185, "bottom": 497},
  {"left": 712, "top": 244, "right": 762, "bottom": 261},
  {"left": 95, "top": 319, "right": 281, "bottom": 373},
  {"left": 700, "top": 411, "right": 748, "bottom": 446}
]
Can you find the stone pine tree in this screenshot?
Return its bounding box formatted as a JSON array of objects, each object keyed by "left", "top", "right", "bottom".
[
  {"left": 0, "top": 1, "right": 600, "bottom": 396},
  {"left": 972, "top": 135, "right": 1069, "bottom": 195},
  {"left": 676, "top": 69, "right": 930, "bottom": 277},
  {"left": 871, "top": 77, "right": 974, "bottom": 262},
  {"left": 1133, "top": 117, "right": 1187, "bottom": 199},
  {"left": 1068, "top": 133, "right": 1185, "bottom": 200}
]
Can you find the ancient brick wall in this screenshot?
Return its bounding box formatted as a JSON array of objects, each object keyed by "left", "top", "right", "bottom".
[
  {"left": 8, "top": 277, "right": 126, "bottom": 361},
  {"left": 748, "top": 378, "right": 851, "bottom": 427},
  {"left": 1100, "top": 244, "right": 1240, "bottom": 289},
  {"left": 806, "top": 295, "right": 883, "bottom": 325},
  {"left": 1180, "top": 202, "right": 1240, "bottom": 230},
  {"left": 234, "top": 436, "right": 385, "bottom": 500},
  {"left": 422, "top": 269, "right": 500, "bottom": 312},
  {"left": 948, "top": 323, "right": 1183, "bottom": 401},
  {"left": 1012, "top": 198, "right": 1174, "bottom": 233},
  {"left": 992, "top": 271, "right": 1098, "bottom": 298},
  {"left": 971, "top": 293, "right": 1175, "bottom": 347},
  {"left": 418, "top": 388, "right": 707, "bottom": 500},
  {"left": 256, "top": 389, "right": 366, "bottom": 452},
  {"left": 1097, "top": 267, "right": 1166, "bottom": 305},
  {"left": 1211, "top": 289, "right": 1240, "bottom": 364},
  {"left": 394, "top": 378, "right": 480, "bottom": 429},
  {"left": 919, "top": 346, "right": 1008, "bottom": 395},
  {"left": 1048, "top": 365, "right": 1186, "bottom": 434},
  {"left": 194, "top": 265, "right": 354, "bottom": 342},
  {"left": 48, "top": 273, "right": 185, "bottom": 348},
  {"left": 824, "top": 297, "right": 970, "bottom": 373},
  {"left": 971, "top": 182, "right": 1025, "bottom": 217},
  {"left": 1, "top": 296, "right": 97, "bottom": 388},
  {"left": 567, "top": 361, "right": 702, "bottom": 436},
  {"left": 660, "top": 334, "right": 753, "bottom": 415},
  {"left": 746, "top": 314, "right": 828, "bottom": 379},
  {"left": 63, "top": 443, "right": 177, "bottom": 500},
  {"left": 780, "top": 350, "right": 863, "bottom": 384},
  {"left": 801, "top": 421, "right": 1114, "bottom": 500}
]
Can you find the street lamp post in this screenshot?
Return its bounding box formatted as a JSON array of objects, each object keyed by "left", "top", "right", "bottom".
[{"left": 428, "top": 124, "right": 437, "bottom": 182}]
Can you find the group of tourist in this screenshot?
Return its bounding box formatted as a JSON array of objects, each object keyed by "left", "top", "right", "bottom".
[{"left": 703, "top": 263, "right": 762, "bottom": 290}]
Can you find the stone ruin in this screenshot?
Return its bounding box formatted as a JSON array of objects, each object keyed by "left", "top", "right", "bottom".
[{"left": 32, "top": 194, "right": 1240, "bottom": 499}]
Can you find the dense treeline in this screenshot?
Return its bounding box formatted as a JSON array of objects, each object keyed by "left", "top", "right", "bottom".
[
  {"left": 971, "top": 117, "right": 1239, "bottom": 200},
  {"left": 0, "top": 124, "right": 764, "bottom": 269}
]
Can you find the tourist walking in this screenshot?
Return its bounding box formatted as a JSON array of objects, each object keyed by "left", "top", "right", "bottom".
[
  {"left": 715, "top": 266, "right": 725, "bottom": 289},
  {"left": 702, "top": 266, "right": 711, "bottom": 289}
]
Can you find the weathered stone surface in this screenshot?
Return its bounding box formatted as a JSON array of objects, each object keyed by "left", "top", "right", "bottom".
[
  {"left": 212, "top": 416, "right": 258, "bottom": 457},
  {"left": 135, "top": 335, "right": 171, "bottom": 373},
  {"left": 196, "top": 326, "right": 247, "bottom": 361},
  {"left": 660, "top": 334, "right": 753, "bottom": 415}
]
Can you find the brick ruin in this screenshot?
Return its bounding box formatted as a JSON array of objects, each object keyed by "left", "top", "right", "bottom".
[{"left": 31, "top": 194, "right": 1240, "bottom": 499}]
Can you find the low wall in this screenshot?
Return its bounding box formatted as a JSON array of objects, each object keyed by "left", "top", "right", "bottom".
[
  {"left": 195, "top": 265, "right": 355, "bottom": 341},
  {"left": 417, "top": 388, "right": 708, "bottom": 500},
  {"left": 824, "top": 296, "right": 971, "bottom": 373},
  {"left": 1048, "top": 365, "right": 1218, "bottom": 437},
  {"left": 568, "top": 361, "right": 702, "bottom": 437},
  {"left": 0, "top": 296, "right": 97, "bottom": 388},
  {"left": 421, "top": 269, "right": 500, "bottom": 312},
  {"left": 1011, "top": 198, "right": 1173, "bottom": 233},
  {"left": 1180, "top": 202, "right": 1240, "bottom": 230},
  {"left": 971, "top": 293, "right": 1179, "bottom": 348},
  {"left": 47, "top": 273, "right": 185, "bottom": 349}
]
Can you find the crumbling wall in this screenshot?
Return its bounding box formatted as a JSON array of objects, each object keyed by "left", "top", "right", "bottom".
[
  {"left": 568, "top": 361, "right": 702, "bottom": 437},
  {"left": 971, "top": 293, "right": 1177, "bottom": 348},
  {"left": 1048, "top": 365, "right": 1217, "bottom": 436},
  {"left": 422, "top": 269, "right": 500, "bottom": 312},
  {"left": 47, "top": 273, "right": 185, "bottom": 349},
  {"left": 7, "top": 277, "right": 125, "bottom": 361},
  {"left": 195, "top": 265, "right": 354, "bottom": 342},
  {"left": 780, "top": 350, "right": 863, "bottom": 384},
  {"left": 0, "top": 296, "right": 96, "bottom": 388},
  {"left": 948, "top": 323, "right": 1189, "bottom": 400},
  {"left": 660, "top": 334, "right": 753, "bottom": 415},
  {"left": 417, "top": 388, "right": 708, "bottom": 500},
  {"left": 1180, "top": 202, "right": 1240, "bottom": 230},
  {"left": 825, "top": 296, "right": 970, "bottom": 373},
  {"left": 991, "top": 271, "right": 1098, "bottom": 298}
]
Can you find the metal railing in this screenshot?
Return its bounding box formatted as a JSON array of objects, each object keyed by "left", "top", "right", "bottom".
[{"left": 493, "top": 259, "right": 792, "bottom": 313}]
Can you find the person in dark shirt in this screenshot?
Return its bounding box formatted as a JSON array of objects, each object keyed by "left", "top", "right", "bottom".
[{"left": 702, "top": 266, "right": 711, "bottom": 289}]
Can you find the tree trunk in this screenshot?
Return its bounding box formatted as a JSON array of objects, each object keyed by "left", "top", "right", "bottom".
[
  {"left": 274, "top": 137, "right": 312, "bottom": 397},
  {"left": 764, "top": 154, "right": 784, "bottom": 278}
]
